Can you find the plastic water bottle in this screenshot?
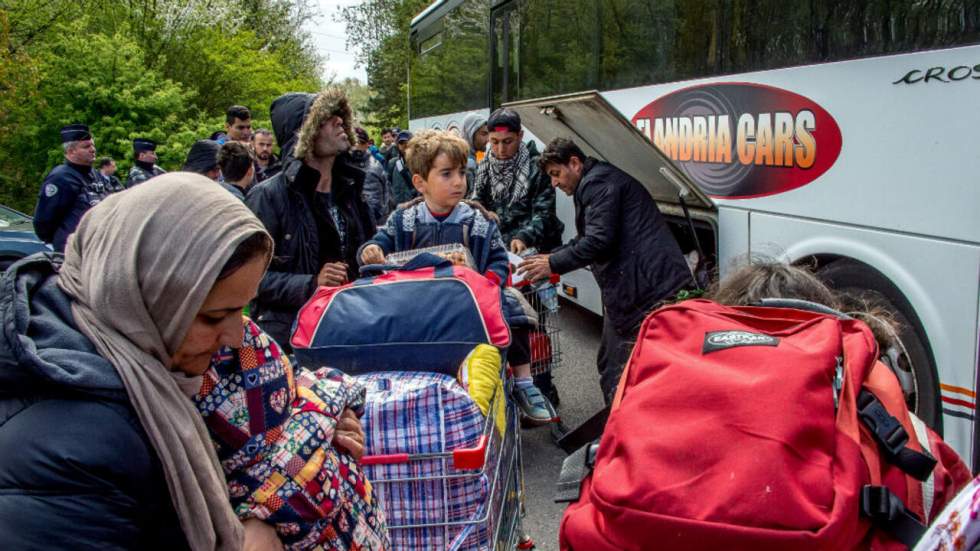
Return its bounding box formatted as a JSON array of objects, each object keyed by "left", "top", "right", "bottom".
[{"left": 535, "top": 281, "right": 559, "bottom": 313}]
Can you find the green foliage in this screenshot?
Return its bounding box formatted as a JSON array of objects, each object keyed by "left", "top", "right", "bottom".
[
  {"left": 341, "top": 0, "right": 428, "bottom": 130},
  {"left": 0, "top": 0, "right": 323, "bottom": 213}
]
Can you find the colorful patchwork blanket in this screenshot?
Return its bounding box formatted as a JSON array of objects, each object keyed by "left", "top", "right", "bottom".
[{"left": 195, "top": 318, "right": 389, "bottom": 550}]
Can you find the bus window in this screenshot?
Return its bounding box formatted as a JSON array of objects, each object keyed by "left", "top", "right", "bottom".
[
  {"left": 410, "top": 0, "right": 491, "bottom": 119},
  {"left": 496, "top": 0, "right": 599, "bottom": 103},
  {"left": 499, "top": 0, "right": 980, "bottom": 98}
]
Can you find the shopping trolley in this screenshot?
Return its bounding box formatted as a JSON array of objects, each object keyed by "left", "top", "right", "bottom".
[{"left": 360, "top": 368, "right": 534, "bottom": 550}]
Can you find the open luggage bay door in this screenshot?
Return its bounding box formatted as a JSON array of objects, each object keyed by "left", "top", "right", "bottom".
[{"left": 503, "top": 91, "right": 715, "bottom": 212}]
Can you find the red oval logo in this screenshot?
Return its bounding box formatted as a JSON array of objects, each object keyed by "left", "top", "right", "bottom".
[{"left": 631, "top": 83, "right": 842, "bottom": 199}]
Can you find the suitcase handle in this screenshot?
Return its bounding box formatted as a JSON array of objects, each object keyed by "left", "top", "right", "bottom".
[
  {"left": 756, "top": 298, "right": 851, "bottom": 319},
  {"left": 359, "top": 252, "right": 454, "bottom": 277}
]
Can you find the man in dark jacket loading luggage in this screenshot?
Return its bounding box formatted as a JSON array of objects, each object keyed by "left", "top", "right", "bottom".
[
  {"left": 246, "top": 88, "right": 374, "bottom": 350},
  {"left": 519, "top": 138, "right": 694, "bottom": 404}
]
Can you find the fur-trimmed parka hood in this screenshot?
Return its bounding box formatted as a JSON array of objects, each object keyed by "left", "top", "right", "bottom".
[{"left": 270, "top": 88, "right": 356, "bottom": 162}]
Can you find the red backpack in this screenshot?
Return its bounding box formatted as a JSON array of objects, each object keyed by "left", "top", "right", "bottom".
[{"left": 558, "top": 299, "right": 970, "bottom": 551}]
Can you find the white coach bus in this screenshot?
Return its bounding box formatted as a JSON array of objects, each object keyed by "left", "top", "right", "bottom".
[{"left": 408, "top": 0, "right": 980, "bottom": 465}]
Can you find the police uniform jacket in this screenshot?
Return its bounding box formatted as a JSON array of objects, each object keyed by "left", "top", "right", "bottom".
[
  {"left": 125, "top": 164, "right": 166, "bottom": 187},
  {"left": 33, "top": 161, "right": 109, "bottom": 252}
]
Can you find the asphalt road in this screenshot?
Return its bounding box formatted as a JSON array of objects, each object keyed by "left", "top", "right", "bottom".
[{"left": 519, "top": 300, "right": 605, "bottom": 551}]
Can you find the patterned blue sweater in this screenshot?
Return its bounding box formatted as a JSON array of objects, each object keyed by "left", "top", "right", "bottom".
[
  {"left": 359, "top": 200, "right": 510, "bottom": 284},
  {"left": 358, "top": 200, "right": 532, "bottom": 327}
]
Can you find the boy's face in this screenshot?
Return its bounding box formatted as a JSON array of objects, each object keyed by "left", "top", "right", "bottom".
[{"left": 413, "top": 152, "right": 467, "bottom": 214}]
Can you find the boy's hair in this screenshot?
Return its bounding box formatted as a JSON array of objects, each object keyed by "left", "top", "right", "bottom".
[
  {"left": 405, "top": 129, "right": 469, "bottom": 178},
  {"left": 217, "top": 141, "right": 254, "bottom": 182},
  {"left": 98, "top": 156, "right": 114, "bottom": 169},
  {"left": 226, "top": 105, "right": 251, "bottom": 124},
  {"left": 539, "top": 137, "right": 587, "bottom": 171}
]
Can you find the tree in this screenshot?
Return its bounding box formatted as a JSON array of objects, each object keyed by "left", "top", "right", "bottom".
[
  {"left": 0, "top": 0, "right": 325, "bottom": 213},
  {"left": 340, "top": 0, "right": 428, "bottom": 129}
]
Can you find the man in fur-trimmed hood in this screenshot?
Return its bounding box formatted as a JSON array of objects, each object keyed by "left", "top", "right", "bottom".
[{"left": 246, "top": 87, "right": 375, "bottom": 350}]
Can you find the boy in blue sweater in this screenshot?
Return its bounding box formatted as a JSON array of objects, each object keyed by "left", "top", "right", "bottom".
[{"left": 359, "top": 129, "right": 554, "bottom": 425}]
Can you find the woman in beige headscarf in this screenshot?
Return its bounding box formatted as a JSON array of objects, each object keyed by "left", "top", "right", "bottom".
[{"left": 0, "top": 172, "right": 364, "bottom": 550}]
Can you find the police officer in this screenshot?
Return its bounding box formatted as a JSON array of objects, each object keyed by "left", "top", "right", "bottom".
[
  {"left": 33, "top": 124, "right": 109, "bottom": 252},
  {"left": 125, "top": 138, "right": 166, "bottom": 187}
]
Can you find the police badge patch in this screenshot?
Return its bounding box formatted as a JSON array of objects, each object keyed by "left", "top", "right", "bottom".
[{"left": 45, "top": 184, "right": 58, "bottom": 197}]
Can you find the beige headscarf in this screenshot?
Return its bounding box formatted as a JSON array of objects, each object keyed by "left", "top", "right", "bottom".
[{"left": 58, "top": 173, "right": 271, "bottom": 550}]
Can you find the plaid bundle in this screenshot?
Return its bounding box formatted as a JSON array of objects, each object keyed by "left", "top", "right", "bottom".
[
  {"left": 358, "top": 371, "right": 497, "bottom": 550},
  {"left": 195, "top": 319, "right": 389, "bottom": 550}
]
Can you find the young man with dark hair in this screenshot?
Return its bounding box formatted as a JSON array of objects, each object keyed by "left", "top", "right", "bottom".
[
  {"left": 387, "top": 130, "right": 417, "bottom": 205},
  {"left": 519, "top": 137, "right": 695, "bottom": 404},
  {"left": 217, "top": 142, "right": 255, "bottom": 201},
  {"left": 351, "top": 126, "right": 391, "bottom": 224},
  {"left": 97, "top": 157, "right": 125, "bottom": 193},
  {"left": 470, "top": 108, "right": 564, "bottom": 255},
  {"left": 126, "top": 138, "right": 166, "bottom": 187},
  {"left": 379, "top": 128, "right": 395, "bottom": 155},
  {"left": 217, "top": 105, "right": 252, "bottom": 144},
  {"left": 34, "top": 124, "right": 110, "bottom": 252},
  {"left": 246, "top": 88, "right": 375, "bottom": 350},
  {"left": 250, "top": 128, "right": 281, "bottom": 182}
]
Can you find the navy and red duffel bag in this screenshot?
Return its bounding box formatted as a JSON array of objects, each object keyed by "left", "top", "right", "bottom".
[{"left": 290, "top": 254, "right": 510, "bottom": 375}]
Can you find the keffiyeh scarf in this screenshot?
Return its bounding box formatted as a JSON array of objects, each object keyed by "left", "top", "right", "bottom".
[{"left": 472, "top": 141, "right": 532, "bottom": 207}]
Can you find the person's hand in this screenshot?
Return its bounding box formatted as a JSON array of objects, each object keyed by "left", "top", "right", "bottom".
[
  {"left": 242, "top": 518, "right": 283, "bottom": 551},
  {"left": 316, "top": 262, "right": 349, "bottom": 287},
  {"left": 510, "top": 239, "right": 527, "bottom": 255},
  {"left": 518, "top": 254, "right": 552, "bottom": 282},
  {"left": 333, "top": 408, "right": 366, "bottom": 461},
  {"left": 360, "top": 244, "right": 385, "bottom": 266}
]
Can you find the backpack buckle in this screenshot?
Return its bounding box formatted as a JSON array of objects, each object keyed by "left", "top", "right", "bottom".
[
  {"left": 857, "top": 390, "right": 909, "bottom": 457},
  {"left": 861, "top": 485, "right": 926, "bottom": 547}
]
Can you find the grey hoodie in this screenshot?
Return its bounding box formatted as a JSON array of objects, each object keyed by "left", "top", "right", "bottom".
[{"left": 462, "top": 112, "right": 487, "bottom": 153}]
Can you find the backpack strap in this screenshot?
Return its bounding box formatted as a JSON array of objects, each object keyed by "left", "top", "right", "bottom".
[
  {"left": 861, "top": 485, "right": 927, "bottom": 547},
  {"left": 857, "top": 389, "right": 937, "bottom": 481},
  {"left": 555, "top": 440, "right": 600, "bottom": 503},
  {"left": 908, "top": 413, "right": 937, "bottom": 522}
]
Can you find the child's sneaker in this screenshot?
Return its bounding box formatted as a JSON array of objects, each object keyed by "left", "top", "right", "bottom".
[{"left": 514, "top": 384, "right": 556, "bottom": 426}]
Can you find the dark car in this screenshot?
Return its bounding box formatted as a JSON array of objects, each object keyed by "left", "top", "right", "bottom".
[{"left": 0, "top": 204, "right": 50, "bottom": 271}]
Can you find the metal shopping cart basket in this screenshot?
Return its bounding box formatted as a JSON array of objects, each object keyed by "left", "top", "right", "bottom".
[
  {"left": 512, "top": 274, "right": 563, "bottom": 379},
  {"left": 360, "top": 369, "right": 534, "bottom": 550}
]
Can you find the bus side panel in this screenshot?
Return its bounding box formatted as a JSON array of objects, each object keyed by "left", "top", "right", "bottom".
[
  {"left": 602, "top": 45, "right": 980, "bottom": 244},
  {"left": 408, "top": 109, "right": 491, "bottom": 134},
  {"left": 750, "top": 212, "right": 980, "bottom": 462},
  {"left": 717, "top": 207, "right": 750, "bottom": 276}
]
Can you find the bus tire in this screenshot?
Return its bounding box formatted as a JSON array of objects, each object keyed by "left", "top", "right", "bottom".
[{"left": 816, "top": 259, "right": 941, "bottom": 433}]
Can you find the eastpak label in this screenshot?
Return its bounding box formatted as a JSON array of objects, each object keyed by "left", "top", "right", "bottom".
[{"left": 703, "top": 330, "right": 780, "bottom": 354}]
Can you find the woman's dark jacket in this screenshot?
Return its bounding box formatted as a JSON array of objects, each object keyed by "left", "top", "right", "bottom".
[
  {"left": 0, "top": 254, "right": 187, "bottom": 549},
  {"left": 549, "top": 159, "right": 694, "bottom": 335}
]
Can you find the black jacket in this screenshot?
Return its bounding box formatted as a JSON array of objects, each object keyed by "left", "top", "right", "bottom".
[
  {"left": 351, "top": 149, "right": 391, "bottom": 225},
  {"left": 471, "top": 141, "right": 564, "bottom": 251},
  {"left": 246, "top": 158, "right": 374, "bottom": 347},
  {"left": 549, "top": 159, "right": 693, "bottom": 334},
  {"left": 0, "top": 254, "right": 187, "bottom": 549},
  {"left": 33, "top": 161, "right": 109, "bottom": 252}
]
